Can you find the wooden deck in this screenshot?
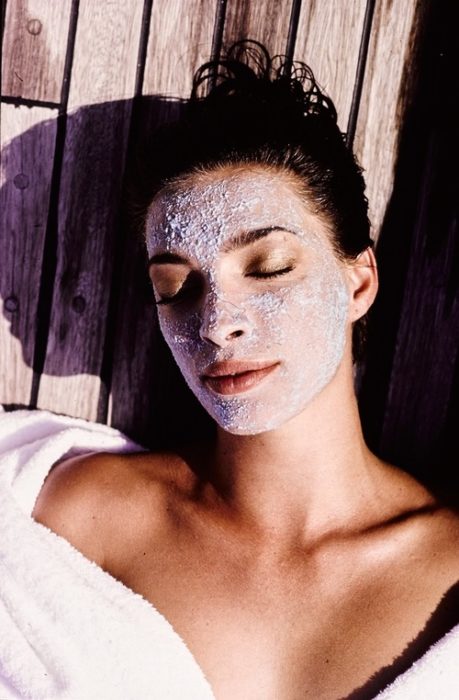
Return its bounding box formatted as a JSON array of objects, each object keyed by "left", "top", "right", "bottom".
[{"left": 1, "top": 0, "right": 458, "bottom": 490}]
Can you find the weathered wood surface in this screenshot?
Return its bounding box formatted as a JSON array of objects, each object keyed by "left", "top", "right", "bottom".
[
  {"left": 143, "top": 0, "right": 217, "bottom": 98},
  {"left": 2, "top": 0, "right": 453, "bottom": 480},
  {"left": 109, "top": 0, "right": 219, "bottom": 439},
  {"left": 1, "top": 0, "right": 72, "bottom": 102},
  {"left": 0, "top": 105, "right": 57, "bottom": 405},
  {"left": 382, "top": 193, "right": 459, "bottom": 467},
  {"left": 67, "top": 0, "right": 144, "bottom": 107},
  {"left": 355, "top": 0, "right": 459, "bottom": 483},
  {"left": 294, "top": 0, "right": 367, "bottom": 133},
  {"left": 375, "top": 6, "right": 459, "bottom": 473},
  {"left": 354, "top": 0, "right": 425, "bottom": 242},
  {"left": 222, "top": 0, "right": 292, "bottom": 58},
  {"left": 105, "top": 220, "right": 158, "bottom": 444},
  {"left": 36, "top": 0, "right": 144, "bottom": 419}
]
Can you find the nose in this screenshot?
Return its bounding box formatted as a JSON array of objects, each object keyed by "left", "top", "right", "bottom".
[{"left": 199, "top": 290, "right": 252, "bottom": 347}]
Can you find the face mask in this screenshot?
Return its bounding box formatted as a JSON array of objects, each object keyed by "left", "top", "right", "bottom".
[{"left": 145, "top": 169, "right": 350, "bottom": 435}]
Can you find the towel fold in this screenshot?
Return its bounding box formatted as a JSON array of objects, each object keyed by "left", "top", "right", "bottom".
[
  {"left": 0, "top": 408, "right": 215, "bottom": 699},
  {"left": 0, "top": 408, "right": 457, "bottom": 699}
]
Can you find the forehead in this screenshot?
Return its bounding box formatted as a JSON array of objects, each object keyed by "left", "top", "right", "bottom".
[{"left": 145, "top": 167, "right": 331, "bottom": 257}]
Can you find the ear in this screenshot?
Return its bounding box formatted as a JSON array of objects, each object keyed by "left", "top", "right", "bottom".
[{"left": 345, "top": 247, "right": 378, "bottom": 322}]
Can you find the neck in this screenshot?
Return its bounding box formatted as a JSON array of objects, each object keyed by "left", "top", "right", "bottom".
[{"left": 204, "top": 357, "right": 383, "bottom": 545}]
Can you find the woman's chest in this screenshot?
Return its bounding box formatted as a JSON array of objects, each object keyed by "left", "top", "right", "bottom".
[{"left": 109, "top": 540, "right": 456, "bottom": 700}]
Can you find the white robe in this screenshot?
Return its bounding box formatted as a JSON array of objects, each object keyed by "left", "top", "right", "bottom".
[{"left": 0, "top": 408, "right": 458, "bottom": 699}]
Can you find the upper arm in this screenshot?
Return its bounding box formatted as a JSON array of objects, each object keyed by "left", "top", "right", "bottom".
[{"left": 32, "top": 452, "right": 113, "bottom": 566}]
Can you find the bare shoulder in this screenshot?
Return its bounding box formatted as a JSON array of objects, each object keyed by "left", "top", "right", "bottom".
[
  {"left": 31, "top": 448, "right": 191, "bottom": 566},
  {"left": 418, "top": 498, "right": 459, "bottom": 562},
  {"left": 375, "top": 458, "right": 459, "bottom": 572}
]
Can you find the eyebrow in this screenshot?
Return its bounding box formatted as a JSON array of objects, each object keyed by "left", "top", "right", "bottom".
[
  {"left": 148, "top": 226, "right": 297, "bottom": 267},
  {"left": 221, "top": 226, "right": 297, "bottom": 253}
]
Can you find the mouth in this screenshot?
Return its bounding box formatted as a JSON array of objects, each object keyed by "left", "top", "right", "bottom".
[{"left": 201, "top": 361, "right": 280, "bottom": 396}]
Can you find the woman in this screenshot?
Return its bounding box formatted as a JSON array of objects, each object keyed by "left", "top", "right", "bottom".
[{"left": 3, "top": 42, "right": 459, "bottom": 699}]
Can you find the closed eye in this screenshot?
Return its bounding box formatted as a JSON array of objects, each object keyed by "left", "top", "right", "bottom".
[
  {"left": 247, "top": 265, "right": 294, "bottom": 279},
  {"left": 154, "top": 271, "right": 202, "bottom": 306},
  {"left": 155, "top": 293, "right": 183, "bottom": 306},
  {"left": 154, "top": 285, "right": 191, "bottom": 306}
]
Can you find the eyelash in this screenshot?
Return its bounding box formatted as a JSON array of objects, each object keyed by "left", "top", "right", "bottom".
[
  {"left": 154, "top": 266, "right": 294, "bottom": 306},
  {"left": 155, "top": 294, "right": 185, "bottom": 306},
  {"left": 248, "top": 265, "right": 294, "bottom": 279}
]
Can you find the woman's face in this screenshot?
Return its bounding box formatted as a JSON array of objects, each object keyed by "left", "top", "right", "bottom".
[{"left": 145, "top": 166, "right": 350, "bottom": 435}]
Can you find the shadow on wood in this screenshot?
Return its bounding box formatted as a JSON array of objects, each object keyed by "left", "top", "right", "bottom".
[
  {"left": 358, "top": 0, "right": 459, "bottom": 499},
  {"left": 1, "top": 75, "right": 458, "bottom": 497},
  {"left": 0, "top": 97, "right": 215, "bottom": 449}
]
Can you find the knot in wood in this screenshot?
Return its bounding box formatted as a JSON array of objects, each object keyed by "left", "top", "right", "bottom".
[
  {"left": 13, "top": 173, "right": 29, "bottom": 189},
  {"left": 71, "top": 295, "right": 86, "bottom": 314},
  {"left": 26, "top": 19, "right": 42, "bottom": 35},
  {"left": 4, "top": 296, "right": 19, "bottom": 313}
]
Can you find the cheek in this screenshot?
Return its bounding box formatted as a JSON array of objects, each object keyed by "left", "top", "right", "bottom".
[
  {"left": 251, "top": 274, "right": 344, "bottom": 324},
  {"left": 243, "top": 291, "right": 296, "bottom": 352},
  {"left": 246, "top": 267, "right": 349, "bottom": 355},
  {"left": 157, "top": 264, "right": 349, "bottom": 364},
  {"left": 288, "top": 268, "right": 350, "bottom": 374},
  {"left": 157, "top": 309, "right": 201, "bottom": 352},
  {"left": 300, "top": 270, "right": 349, "bottom": 344}
]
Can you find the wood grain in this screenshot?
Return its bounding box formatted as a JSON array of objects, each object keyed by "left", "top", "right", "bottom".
[
  {"left": 381, "top": 177, "right": 459, "bottom": 467},
  {"left": 67, "top": 0, "right": 144, "bottom": 108},
  {"left": 0, "top": 104, "right": 57, "bottom": 406},
  {"left": 222, "top": 0, "right": 292, "bottom": 58},
  {"left": 36, "top": 0, "right": 144, "bottom": 420},
  {"left": 294, "top": 0, "right": 367, "bottom": 132},
  {"left": 143, "top": 0, "right": 217, "bottom": 98},
  {"left": 374, "top": 1, "right": 459, "bottom": 481},
  {"left": 110, "top": 0, "right": 218, "bottom": 437},
  {"left": 1, "top": 0, "right": 72, "bottom": 102},
  {"left": 2, "top": 0, "right": 447, "bottom": 472},
  {"left": 106, "top": 100, "right": 210, "bottom": 445},
  {"left": 106, "top": 215, "right": 160, "bottom": 444},
  {"left": 354, "top": 0, "right": 424, "bottom": 243}
]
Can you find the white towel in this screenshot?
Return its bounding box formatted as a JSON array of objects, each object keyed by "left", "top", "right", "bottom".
[
  {"left": 376, "top": 622, "right": 459, "bottom": 699},
  {"left": 0, "top": 408, "right": 457, "bottom": 699},
  {"left": 0, "top": 408, "right": 215, "bottom": 700}
]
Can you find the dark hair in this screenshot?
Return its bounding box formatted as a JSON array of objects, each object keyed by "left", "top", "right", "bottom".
[{"left": 137, "top": 40, "right": 374, "bottom": 361}]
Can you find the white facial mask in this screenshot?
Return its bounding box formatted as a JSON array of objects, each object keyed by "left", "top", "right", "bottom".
[{"left": 145, "top": 169, "right": 350, "bottom": 435}]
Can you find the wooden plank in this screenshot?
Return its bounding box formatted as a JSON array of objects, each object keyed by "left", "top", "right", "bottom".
[
  {"left": 143, "top": 0, "right": 217, "bottom": 98},
  {"left": 36, "top": 0, "right": 144, "bottom": 420},
  {"left": 106, "top": 163, "right": 216, "bottom": 446},
  {"left": 222, "top": 0, "right": 292, "bottom": 58},
  {"left": 109, "top": 0, "right": 218, "bottom": 439},
  {"left": 106, "top": 98, "right": 207, "bottom": 446},
  {"left": 380, "top": 180, "right": 459, "bottom": 467},
  {"left": 354, "top": 0, "right": 425, "bottom": 243},
  {"left": 1, "top": 0, "right": 72, "bottom": 103},
  {"left": 0, "top": 104, "right": 57, "bottom": 406},
  {"left": 109, "top": 1, "right": 373, "bottom": 441},
  {"left": 106, "top": 212, "right": 161, "bottom": 445},
  {"left": 67, "top": 0, "right": 144, "bottom": 107},
  {"left": 294, "top": 0, "right": 367, "bottom": 132}
]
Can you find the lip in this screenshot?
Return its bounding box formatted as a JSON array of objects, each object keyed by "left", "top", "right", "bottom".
[{"left": 201, "top": 360, "right": 280, "bottom": 396}]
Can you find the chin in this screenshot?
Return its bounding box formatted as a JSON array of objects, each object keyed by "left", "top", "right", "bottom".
[
  {"left": 211, "top": 389, "right": 326, "bottom": 436},
  {"left": 219, "top": 424, "right": 268, "bottom": 436},
  {"left": 215, "top": 412, "right": 293, "bottom": 436}
]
